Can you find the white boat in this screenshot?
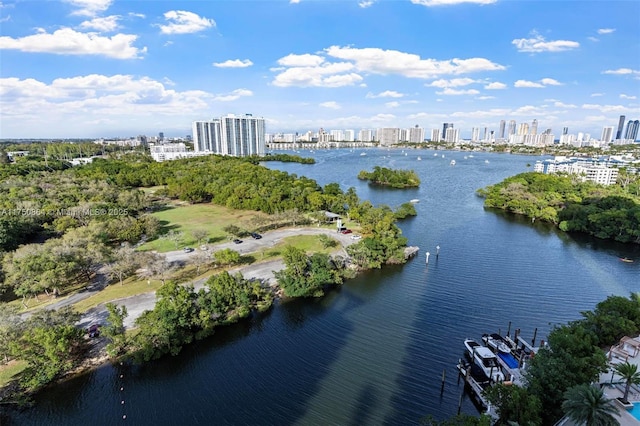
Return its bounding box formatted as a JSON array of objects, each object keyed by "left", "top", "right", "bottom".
[
  {"left": 433, "top": 153, "right": 438, "bottom": 157},
  {"left": 469, "top": 154, "right": 474, "bottom": 158},
  {"left": 360, "top": 152, "right": 367, "bottom": 156},
  {"left": 450, "top": 160, "right": 456, "bottom": 166},
  {"left": 485, "top": 160, "right": 490, "bottom": 164},
  {"left": 464, "top": 338, "right": 505, "bottom": 382},
  {"left": 482, "top": 333, "right": 513, "bottom": 354},
  {"left": 410, "top": 199, "right": 420, "bottom": 203},
  {"left": 417, "top": 156, "right": 421, "bottom": 161}
]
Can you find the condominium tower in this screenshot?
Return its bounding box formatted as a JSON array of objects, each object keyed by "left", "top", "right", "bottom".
[{"left": 193, "top": 114, "right": 266, "bottom": 156}]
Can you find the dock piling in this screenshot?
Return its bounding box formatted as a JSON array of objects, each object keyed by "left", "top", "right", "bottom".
[
  {"left": 426, "top": 252, "right": 430, "bottom": 264},
  {"left": 440, "top": 369, "right": 446, "bottom": 395},
  {"left": 532, "top": 328, "right": 538, "bottom": 347},
  {"left": 507, "top": 321, "right": 511, "bottom": 338}
]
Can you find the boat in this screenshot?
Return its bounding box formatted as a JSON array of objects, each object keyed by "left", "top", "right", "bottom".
[
  {"left": 482, "top": 333, "right": 512, "bottom": 354},
  {"left": 433, "top": 153, "right": 438, "bottom": 157},
  {"left": 469, "top": 154, "right": 474, "bottom": 158},
  {"left": 360, "top": 152, "right": 366, "bottom": 156},
  {"left": 620, "top": 257, "right": 634, "bottom": 263},
  {"left": 484, "top": 160, "right": 490, "bottom": 164},
  {"left": 410, "top": 199, "right": 420, "bottom": 203},
  {"left": 464, "top": 339, "right": 505, "bottom": 382},
  {"left": 417, "top": 156, "right": 422, "bottom": 161},
  {"left": 450, "top": 160, "right": 456, "bottom": 166}
]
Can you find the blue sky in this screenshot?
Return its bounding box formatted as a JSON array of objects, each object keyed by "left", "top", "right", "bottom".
[{"left": 1, "top": 0, "right": 639, "bottom": 139}]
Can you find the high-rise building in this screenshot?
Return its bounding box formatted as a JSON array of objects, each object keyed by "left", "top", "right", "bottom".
[
  {"left": 616, "top": 115, "right": 626, "bottom": 140},
  {"left": 193, "top": 114, "right": 265, "bottom": 156},
  {"left": 344, "top": 130, "right": 355, "bottom": 142},
  {"left": 483, "top": 127, "right": 489, "bottom": 141},
  {"left": 498, "top": 120, "right": 506, "bottom": 139},
  {"left": 531, "top": 119, "right": 538, "bottom": 135},
  {"left": 625, "top": 120, "right": 639, "bottom": 141},
  {"left": 408, "top": 125, "right": 425, "bottom": 143},
  {"left": 601, "top": 126, "right": 614, "bottom": 143},
  {"left": 430, "top": 129, "right": 441, "bottom": 142},
  {"left": 508, "top": 120, "right": 516, "bottom": 136},
  {"left": 562, "top": 127, "right": 569, "bottom": 135},
  {"left": 517, "top": 123, "right": 529, "bottom": 135},
  {"left": 444, "top": 127, "right": 459, "bottom": 143},
  {"left": 471, "top": 127, "right": 480, "bottom": 141},
  {"left": 442, "top": 123, "right": 453, "bottom": 139},
  {"left": 358, "top": 129, "right": 374, "bottom": 142},
  {"left": 378, "top": 128, "right": 400, "bottom": 146}
]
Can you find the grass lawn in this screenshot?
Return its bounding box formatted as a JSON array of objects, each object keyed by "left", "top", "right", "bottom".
[
  {"left": 0, "top": 360, "right": 27, "bottom": 388},
  {"left": 138, "top": 203, "right": 268, "bottom": 253},
  {"left": 254, "top": 234, "right": 339, "bottom": 261}
]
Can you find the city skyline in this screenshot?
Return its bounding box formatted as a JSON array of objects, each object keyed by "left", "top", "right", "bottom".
[{"left": 1, "top": 0, "right": 639, "bottom": 139}]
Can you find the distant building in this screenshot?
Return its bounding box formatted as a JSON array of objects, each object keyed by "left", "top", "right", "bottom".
[
  {"left": 442, "top": 123, "right": 453, "bottom": 140},
  {"left": 192, "top": 114, "right": 265, "bottom": 156},
  {"left": 378, "top": 128, "right": 400, "bottom": 146},
  {"left": 625, "top": 120, "right": 639, "bottom": 141},
  {"left": 358, "top": 129, "right": 374, "bottom": 142},
  {"left": 430, "top": 129, "right": 441, "bottom": 142},
  {"left": 531, "top": 119, "right": 538, "bottom": 135},
  {"left": 150, "top": 143, "right": 190, "bottom": 162},
  {"left": 616, "top": 115, "right": 626, "bottom": 140},
  {"left": 534, "top": 156, "right": 620, "bottom": 186},
  {"left": 444, "top": 127, "right": 459, "bottom": 143},
  {"left": 601, "top": 126, "right": 614, "bottom": 144},
  {"left": 471, "top": 127, "right": 480, "bottom": 142},
  {"left": 344, "top": 129, "right": 355, "bottom": 142},
  {"left": 498, "top": 120, "right": 506, "bottom": 140},
  {"left": 408, "top": 125, "right": 424, "bottom": 143},
  {"left": 508, "top": 120, "right": 516, "bottom": 137}
]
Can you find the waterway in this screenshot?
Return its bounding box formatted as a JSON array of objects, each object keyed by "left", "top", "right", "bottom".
[{"left": 4, "top": 148, "right": 639, "bottom": 425}]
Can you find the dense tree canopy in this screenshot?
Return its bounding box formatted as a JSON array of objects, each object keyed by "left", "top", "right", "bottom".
[{"left": 357, "top": 166, "right": 421, "bottom": 188}]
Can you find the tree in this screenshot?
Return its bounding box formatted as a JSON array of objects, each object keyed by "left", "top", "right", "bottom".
[
  {"left": 163, "top": 230, "right": 184, "bottom": 249},
  {"left": 212, "top": 248, "right": 240, "bottom": 266},
  {"left": 223, "top": 225, "right": 243, "bottom": 238},
  {"left": 483, "top": 383, "right": 541, "bottom": 425},
  {"left": 614, "top": 361, "right": 640, "bottom": 404},
  {"left": 561, "top": 384, "right": 619, "bottom": 426},
  {"left": 190, "top": 250, "right": 212, "bottom": 275},
  {"left": 104, "top": 244, "right": 139, "bottom": 285},
  {"left": 191, "top": 229, "right": 208, "bottom": 246},
  {"left": 103, "top": 303, "right": 128, "bottom": 357}
]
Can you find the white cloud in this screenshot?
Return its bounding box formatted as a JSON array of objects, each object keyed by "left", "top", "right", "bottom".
[
  {"left": 436, "top": 88, "right": 480, "bottom": 95},
  {"left": 484, "top": 81, "right": 506, "bottom": 90},
  {"left": 159, "top": 10, "right": 215, "bottom": 35},
  {"left": 359, "top": 0, "right": 376, "bottom": 7},
  {"left": 290, "top": 0, "right": 300, "bottom": 3},
  {"left": 212, "top": 88, "right": 253, "bottom": 102},
  {"left": 476, "top": 96, "right": 495, "bottom": 100},
  {"left": 213, "top": 59, "right": 253, "bottom": 68},
  {"left": 277, "top": 53, "right": 324, "bottom": 67},
  {"left": 319, "top": 101, "right": 341, "bottom": 109},
  {"left": 428, "top": 78, "right": 477, "bottom": 88},
  {"left": 540, "top": 78, "right": 562, "bottom": 86},
  {"left": 514, "top": 80, "right": 544, "bottom": 88},
  {"left": 79, "top": 15, "right": 120, "bottom": 32},
  {"left": 587, "top": 36, "right": 599, "bottom": 42},
  {"left": 582, "top": 103, "right": 628, "bottom": 113},
  {"left": 385, "top": 101, "right": 400, "bottom": 108},
  {"left": 0, "top": 14, "right": 10, "bottom": 23},
  {"left": 591, "top": 93, "right": 604, "bottom": 97},
  {"left": 597, "top": 28, "right": 615, "bottom": 34},
  {"left": 411, "top": 0, "right": 496, "bottom": 6},
  {"left": 554, "top": 101, "right": 577, "bottom": 108},
  {"left": 602, "top": 68, "right": 640, "bottom": 78},
  {"left": 65, "top": 0, "right": 112, "bottom": 17},
  {"left": 325, "top": 45, "right": 505, "bottom": 78},
  {"left": 620, "top": 94, "right": 637, "bottom": 100},
  {"left": 366, "top": 90, "right": 404, "bottom": 98},
  {"left": 514, "top": 78, "right": 561, "bottom": 88},
  {"left": 0, "top": 28, "right": 145, "bottom": 59},
  {"left": 512, "top": 32, "right": 579, "bottom": 53},
  {"left": 272, "top": 60, "right": 362, "bottom": 88}
]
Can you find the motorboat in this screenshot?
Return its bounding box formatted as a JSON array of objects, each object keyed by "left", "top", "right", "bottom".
[
  {"left": 450, "top": 160, "right": 456, "bottom": 166},
  {"left": 620, "top": 257, "right": 634, "bottom": 263},
  {"left": 410, "top": 199, "right": 420, "bottom": 203},
  {"left": 417, "top": 156, "right": 421, "bottom": 161},
  {"left": 482, "top": 333, "right": 513, "bottom": 354},
  {"left": 464, "top": 338, "right": 505, "bottom": 382},
  {"left": 360, "top": 152, "right": 367, "bottom": 156}
]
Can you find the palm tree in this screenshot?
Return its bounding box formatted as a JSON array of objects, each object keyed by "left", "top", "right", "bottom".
[
  {"left": 614, "top": 361, "right": 640, "bottom": 403},
  {"left": 562, "top": 384, "right": 619, "bottom": 426}
]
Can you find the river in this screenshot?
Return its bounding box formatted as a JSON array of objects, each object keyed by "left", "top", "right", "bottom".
[{"left": 3, "top": 148, "right": 639, "bottom": 425}]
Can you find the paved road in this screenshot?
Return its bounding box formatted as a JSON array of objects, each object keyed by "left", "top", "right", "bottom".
[{"left": 77, "top": 227, "right": 357, "bottom": 330}]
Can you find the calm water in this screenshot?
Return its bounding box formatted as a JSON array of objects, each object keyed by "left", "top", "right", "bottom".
[{"left": 4, "top": 149, "right": 639, "bottom": 426}]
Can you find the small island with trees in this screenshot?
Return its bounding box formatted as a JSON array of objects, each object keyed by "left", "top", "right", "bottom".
[{"left": 357, "top": 166, "right": 421, "bottom": 188}]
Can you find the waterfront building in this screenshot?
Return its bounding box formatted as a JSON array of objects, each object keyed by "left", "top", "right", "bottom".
[
  {"left": 498, "top": 120, "right": 506, "bottom": 140},
  {"left": 562, "top": 127, "right": 568, "bottom": 136},
  {"left": 601, "top": 126, "right": 614, "bottom": 144},
  {"left": 193, "top": 114, "right": 265, "bottom": 156},
  {"left": 483, "top": 127, "right": 489, "bottom": 142},
  {"left": 150, "top": 143, "right": 190, "bottom": 162},
  {"left": 444, "top": 127, "right": 459, "bottom": 143},
  {"left": 508, "top": 120, "right": 516, "bottom": 137},
  {"left": 625, "top": 120, "right": 639, "bottom": 141},
  {"left": 531, "top": 119, "right": 538, "bottom": 135},
  {"left": 399, "top": 128, "right": 408, "bottom": 142},
  {"left": 359, "top": 129, "right": 374, "bottom": 142},
  {"left": 517, "top": 123, "right": 529, "bottom": 135},
  {"left": 534, "top": 156, "right": 620, "bottom": 186},
  {"left": 378, "top": 128, "right": 400, "bottom": 146},
  {"left": 616, "top": 115, "right": 626, "bottom": 140},
  {"left": 344, "top": 130, "right": 355, "bottom": 142},
  {"left": 430, "top": 129, "right": 441, "bottom": 142},
  {"left": 442, "top": 123, "right": 453, "bottom": 139},
  {"left": 408, "top": 125, "right": 425, "bottom": 143},
  {"left": 471, "top": 127, "right": 480, "bottom": 142},
  {"left": 330, "top": 129, "right": 345, "bottom": 142}
]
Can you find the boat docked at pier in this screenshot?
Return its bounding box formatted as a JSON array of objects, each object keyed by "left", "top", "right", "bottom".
[{"left": 463, "top": 338, "right": 505, "bottom": 383}]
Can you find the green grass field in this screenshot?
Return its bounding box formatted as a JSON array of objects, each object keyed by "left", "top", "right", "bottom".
[
  {"left": 138, "top": 203, "right": 268, "bottom": 253},
  {"left": 0, "top": 360, "right": 27, "bottom": 388}
]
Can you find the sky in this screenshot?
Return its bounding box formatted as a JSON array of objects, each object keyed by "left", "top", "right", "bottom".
[{"left": 0, "top": 0, "right": 639, "bottom": 140}]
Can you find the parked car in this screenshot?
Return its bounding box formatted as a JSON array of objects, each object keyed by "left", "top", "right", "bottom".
[
  {"left": 350, "top": 234, "right": 362, "bottom": 240},
  {"left": 340, "top": 229, "right": 352, "bottom": 234},
  {"left": 87, "top": 324, "right": 100, "bottom": 338},
  {"left": 233, "top": 239, "right": 243, "bottom": 244},
  {"left": 183, "top": 247, "right": 194, "bottom": 253},
  {"left": 250, "top": 233, "right": 262, "bottom": 239}
]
